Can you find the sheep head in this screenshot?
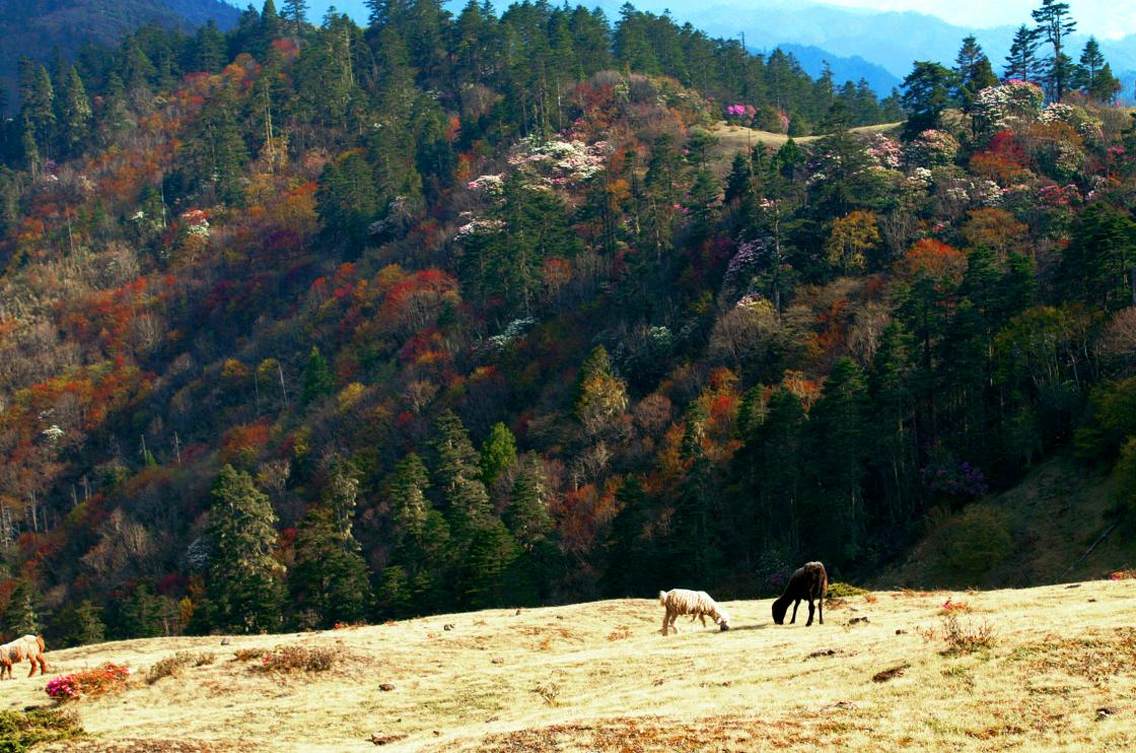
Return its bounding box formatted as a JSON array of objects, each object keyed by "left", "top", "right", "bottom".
[{"left": 716, "top": 609, "right": 731, "bottom": 631}]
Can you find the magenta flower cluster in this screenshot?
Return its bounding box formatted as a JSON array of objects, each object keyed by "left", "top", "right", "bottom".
[
  {"left": 725, "top": 103, "right": 757, "bottom": 118},
  {"left": 45, "top": 674, "right": 81, "bottom": 701}
]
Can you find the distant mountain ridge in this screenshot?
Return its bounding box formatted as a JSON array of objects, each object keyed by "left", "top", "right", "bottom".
[
  {"left": 1, "top": 0, "right": 240, "bottom": 112},
  {"left": 771, "top": 43, "right": 901, "bottom": 96}
]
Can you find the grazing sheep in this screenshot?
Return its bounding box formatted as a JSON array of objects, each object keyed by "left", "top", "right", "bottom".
[
  {"left": 772, "top": 561, "right": 828, "bottom": 627},
  {"left": 0, "top": 634, "right": 47, "bottom": 679},
  {"left": 658, "top": 589, "right": 731, "bottom": 635}
]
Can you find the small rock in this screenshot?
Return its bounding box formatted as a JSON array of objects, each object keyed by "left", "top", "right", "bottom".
[
  {"left": 807, "top": 648, "right": 837, "bottom": 660},
  {"left": 848, "top": 616, "right": 870, "bottom": 625},
  {"left": 515, "top": 608, "right": 522, "bottom": 616},
  {"left": 379, "top": 683, "right": 396, "bottom": 692},
  {"left": 1097, "top": 707, "right": 1116, "bottom": 719},
  {"left": 1088, "top": 598, "right": 1098, "bottom": 603},
  {"left": 1065, "top": 583, "right": 1082, "bottom": 589},
  {"left": 220, "top": 637, "right": 231, "bottom": 646},
  {"left": 491, "top": 657, "right": 504, "bottom": 665},
  {"left": 433, "top": 730, "right": 442, "bottom": 736},
  {"left": 872, "top": 663, "right": 909, "bottom": 683},
  {"left": 895, "top": 629, "right": 907, "bottom": 635},
  {"left": 652, "top": 678, "right": 665, "bottom": 686},
  {"left": 369, "top": 733, "right": 407, "bottom": 746},
  {"left": 443, "top": 623, "right": 455, "bottom": 631},
  {"left": 555, "top": 615, "right": 564, "bottom": 620},
  {"left": 485, "top": 716, "right": 499, "bottom": 723}
]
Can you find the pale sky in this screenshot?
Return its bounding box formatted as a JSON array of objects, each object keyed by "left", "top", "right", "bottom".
[
  {"left": 818, "top": 0, "right": 1136, "bottom": 39},
  {"left": 305, "top": 0, "right": 1136, "bottom": 41}
]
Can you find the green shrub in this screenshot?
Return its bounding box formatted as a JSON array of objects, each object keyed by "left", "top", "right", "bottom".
[
  {"left": 0, "top": 708, "right": 83, "bottom": 753},
  {"left": 826, "top": 581, "right": 869, "bottom": 599},
  {"left": 924, "top": 504, "right": 1013, "bottom": 585}
]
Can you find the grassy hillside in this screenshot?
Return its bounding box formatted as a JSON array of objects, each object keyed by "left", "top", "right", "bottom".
[
  {"left": 4, "top": 579, "right": 1136, "bottom": 752},
  {"left": 885, "top": 455, "right": 1134, "bottom": 589}
]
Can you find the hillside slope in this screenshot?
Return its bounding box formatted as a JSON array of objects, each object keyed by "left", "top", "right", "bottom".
[
  {"left": 4, "top": 580, "right": 1136, "bottom": 752},
  {"left": 0, "top": 0, "right": 239, "bottom": 112},
  {"left": 886, "top": 455, "right": 1133, "bottom": 589}
]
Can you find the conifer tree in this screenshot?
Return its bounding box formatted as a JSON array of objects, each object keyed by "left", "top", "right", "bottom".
[
  {"left": 1004, "top": 25, "right": 1042, "bottom": 83},
  {"left": 301, "top": 346, "right": 334, "bottom": 406},
  {"left": 954, "top": 36, "right": 998, "bottom": 112},
  {"left": 289, "top": 503, "right": 373, "bottom": 627},
  {"left": 1032, "top": 0, "right": 1077, "bottom": 100},
  {"left": 283, "top": 0, "right": 309, "bottom": 33},
  {"left": 503, "top": 460, "right": 552, "bottom": 550},
  {"left": 480, "top": 422, "right": 517, "bottom": 490},
  {"left": 388, "top": 453, "right": 431, "bottom": 539},
  {"left": 56, "top": 66, "right": 90, "bottom": 151},
  {"left": 431, "top": 411, "right": 492, "bottom": 535},
  {"left": 205, "top": 465, "right": 284, "bottom": 633},
  {"left": 2, "top": 581, "right": 39, "bottom": 637}
]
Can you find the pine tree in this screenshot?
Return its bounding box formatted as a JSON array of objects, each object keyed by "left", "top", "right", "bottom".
[
  {"left": 1076, "top": 39, "right": 1121, "bottom": 102},
  {"left": 2, "top": 581, "right": 39, "bottom": 637},
  {"left": 388, "top": 453, "right": 431, "bottom": 539},
  {"left": 195, "top": 21, "right": 227, "bottom": 73},
  {"left": 1004, "top": 25, "right": 1042, "bottom": 83},
  {"left": 603, "top": 476, "right": 652, "bottom": 596},
  {"left": 301, "top": 346, "right": 334, "bottom": 406},
  {"left": 289, "top": 504, "right": 373, "bottom": 627},
  {"left": 954, "top": 36, "right": 998, "bottom": 112},
  {"left": 205, "top": 465, "right": 285, "bottom": 633},
  {"left": 261, "top": 0, "right": 283, "bottom": 45},
  {"left": 461, "top": 519, "right": 518, "bottom": 608},
  {"left": 20, "top": 62, "right": 54, "bottom": 160},
  {"left": 52, "top": 600, "right": 106, "bottom": 647},
  {"left": 57, "top": 66, "right": 91, "bottom": 156},
  {"left": 805, "top": 357, "right": 868, "bottom": 562},
  {"left": 431, "top": 411, "right": 492, "bottom": 535},
  {"left": 1032, "top": 0, "right": 1077, "bottom": 100},
  {"left": 503, "top": 460, "right": 552, "bottom": 550},
  {"left": 900, "top": 61, "right": 957, "bottom": 138},
  {"left": 480, "top": 422, "right": 517, "bottom": 490},
  {"left": 283, "top": 0, "right": 309, "bottom": 33}
]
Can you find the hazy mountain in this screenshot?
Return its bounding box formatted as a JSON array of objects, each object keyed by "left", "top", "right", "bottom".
[
  {"left": 1, "top": 0, "right": 240, "bottom": 112},
  {"left": 773, "top": 43, "right": 901, "bottom": 95}
]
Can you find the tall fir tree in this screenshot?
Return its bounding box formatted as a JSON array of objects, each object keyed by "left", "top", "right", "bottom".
[
  {"left": 205, "top": 465, "right": 285, "bottom": 633},
  {"left": 1032, "top": 0, "right": 1077, "bottom": 100}
]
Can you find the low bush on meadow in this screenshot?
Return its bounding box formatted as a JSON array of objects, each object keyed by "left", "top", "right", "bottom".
[
  {"left": 0, "top": 708, "right": 83, "bottom": 753},
  {"left": 45, "top": 663, "right": 131, "bottom": 702},
  {"left": 253, "top": 645, "right": 336, "bottom": 673}
]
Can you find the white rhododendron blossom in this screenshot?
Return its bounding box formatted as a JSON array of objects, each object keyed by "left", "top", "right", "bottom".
[
  {"left": 467, "top": 174, "right": 504, "bottom": 193},
  {"left": 41, "top": 425, "right": 65, "bottom": 443},
  {"left": 487, "top": 317, "right": 537, "bottom": 349},
  {"left": 506, "top": 136, "right": 611, "bottom": 184},
  {"left": 972, "top": 80, "right": 1044, "bottom": 136},
  {"left": 455, "top": 218, "right": 505, "bottom": 238}
]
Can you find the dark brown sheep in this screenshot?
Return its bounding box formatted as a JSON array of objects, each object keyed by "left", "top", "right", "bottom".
[{"left": 771, "top": 561, "right": 828, "bottom": 626}]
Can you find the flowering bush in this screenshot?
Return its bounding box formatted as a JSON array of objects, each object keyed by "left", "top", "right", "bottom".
[
  {"left": 45, "top": 663, "right": 131, "bottom": 702},
  {"left": 972, "top": 80, "right": 1044, "bottom": 139},
  {"left": 866, "top": 134, "right": 903, "bottom": 169},
  {"left": 905, "top": 130, "right": 960, "bottom": 168},
  {"left": 506, "top": 136, "right": 609, "bottom": 184}
]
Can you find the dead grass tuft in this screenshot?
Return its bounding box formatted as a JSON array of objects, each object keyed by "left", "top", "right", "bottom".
[
  {"left": 252, "top": 645, "right": 337, "bottom": 674},
  {"left": 940, "top": 613, "right": 997, "bottom": 655}
]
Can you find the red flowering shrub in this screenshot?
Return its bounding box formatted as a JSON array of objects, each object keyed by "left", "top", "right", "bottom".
[{"left": 45, "top": 663, "right": 131, "bottom": 702}]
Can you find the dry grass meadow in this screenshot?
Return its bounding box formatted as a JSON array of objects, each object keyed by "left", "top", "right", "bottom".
[{"left": 4, "top": 579, "right": 1136, "bottom": 752}]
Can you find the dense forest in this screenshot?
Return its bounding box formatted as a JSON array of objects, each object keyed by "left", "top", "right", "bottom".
[{"left": 0, "top": 0, "right": 1134, "bottom": 644}]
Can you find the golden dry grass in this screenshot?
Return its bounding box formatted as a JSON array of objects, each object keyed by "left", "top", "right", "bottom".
[
  {"left": 708, "top": 120, "right": 903, "bottom": 168},
  {"left": 4, "top": 579, "right": 1136, "bottom": 752}
]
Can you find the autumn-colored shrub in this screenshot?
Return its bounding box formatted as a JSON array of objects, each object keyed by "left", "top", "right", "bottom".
[
  {"left": 45, "top": 663, "right": 131, "bottom": 702},
  {"left": 254, "top": 645, "right": 336, "bottom": 673}
]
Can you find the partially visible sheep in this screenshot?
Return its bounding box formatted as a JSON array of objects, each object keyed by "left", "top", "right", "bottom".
[
  {"left": 0, "top": 634, "right": 47, "bottom": 679},
  {"left": 658, "top": 589, "right": 731, "bottom": 635},
  {"left": 772, "top": 561, "right": 828, "bottom": 627}
]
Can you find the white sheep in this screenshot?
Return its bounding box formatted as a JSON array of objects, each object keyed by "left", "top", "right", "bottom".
[{"left": 658, "top": 588, "right": 731, "bottom": 635}]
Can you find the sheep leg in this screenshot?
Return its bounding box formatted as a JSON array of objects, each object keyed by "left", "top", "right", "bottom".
[
  {"left": 662, "top": 608, "right": 671, "bottom": 636},
  {"left": 790, "top": 599, "right": 800, "bottom": 624},
  {"left": 699, "top": 614, "right": 707, "bottom": 627},
  {"left": 806, "top": 598, "right": 815, "bottom": 627},
  {"left": 27, "top": 658, "right": 36, "bottom": 678},
  {"left": 37, "top": 656, "right": 46, "bottom": 674},
  {"left": 818, "top": 596, "right": 824, "bottom": 625}
]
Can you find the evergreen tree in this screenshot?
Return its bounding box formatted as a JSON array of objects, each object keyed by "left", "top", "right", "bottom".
[
  {"left": 388, "top": 453, "right": 431, "bottom": 539},
  {"left": 953, "top": 36, "right": 998, "bottom": 112},
  {"left": 52, "top": 600, "right": 106, "bottom": 647},
  {"left": 205, "top": 465, "right": 285, "bottom": 633},
  {"left": 283, "top": 0, "right": 309, "bottom": 33},
  {"left": 57, "top": 66, "right": 91, "bottom": 156},
  {"left": 2, "top": 581, "right": 39, "bottom": 637},
  {"left": 603, "top": 476, "right": 652, "bottom": 596},
  {"left": 1061, "top": 203, "right": 1136, "bottom": 311},
  {"left": 1075, "top": 39, "right": 1121, "bottom": 102},
  {"left": 301, "top": 346, "right": 334, "bottom": 406},
  {"left": 480, "top": 422, "right": 517, "bottom": 490},
  {"left": 1032, "top": 0, "right": 1077, "bottom": 100},
  {"left": 1004, "top": 25, "right": 1042, "bottom": 83},
  {"left": 289, "top": 504, "right": 373, "bottom": 627},
  {"left": 316, "top": 151, "right": 381, "bottom": 252},
  {"left": 461, "top": 519, "right": 518, "bottom": 608},
  {"left": 431, "top": 411, "right": 492, "bottom": 535},
  {"left": 900, "top": 61, "right": 957, "bottom": 138},
  {"left": 503, "top": 460, "right": 552, "bottom": 550}
]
